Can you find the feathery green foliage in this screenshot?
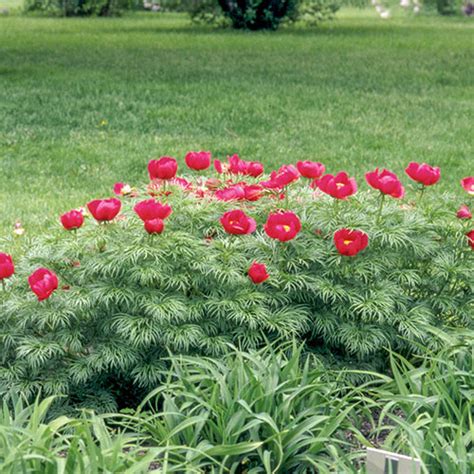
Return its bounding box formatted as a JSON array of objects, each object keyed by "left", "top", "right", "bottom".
[{"left": 0, "top": 174, "right": 472, "bottom": 409}]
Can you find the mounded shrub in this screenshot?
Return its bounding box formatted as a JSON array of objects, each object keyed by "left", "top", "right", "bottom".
[
  {"left": 216, "top": 0, "right": 299, "bottom": 29},
  {"left": 185, "top": 0, "right": 340, "bottom": 28},
  {"left": 297, "top": 0, "right": 340, "bottom": 26},
  {"left": 23, "top": 0, "right": 134, "bottom": 17},
  {"left": 0, "top": 155, "right": 472, "bottom": 411},
  {"left": 436, "top": 0, "right": 460, "bottom": 14}
]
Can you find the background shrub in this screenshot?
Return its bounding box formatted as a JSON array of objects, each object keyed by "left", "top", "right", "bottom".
[
  {"left": 183, "top": 0, "right": 340, "bottom": 28},
  {"left": 23, "top": 0, "right": 134, "bottom": 16},
  {"left": 187, "top": 0, "right": 230, "bottom": 26},
  {"left": 296, "top": 0, "right": 340, "bottom": 26},
  {"left": 215, "top": 0, "right": 299, "bottom": 29},
  {"left": 159, "top": 0, "right": 226, "bottom": 22},
  {"left": 435, "top": 0, "right": 461, "bottom": 14}
]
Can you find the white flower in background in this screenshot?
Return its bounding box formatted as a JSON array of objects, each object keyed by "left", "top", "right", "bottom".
[
  {"left": 121, "top": 184, "right": 131, "bottom": 195},
  {"left": 372, "top": 0, "right": 392, "bottom": 21},
  {"left": 77, "top": 206, "right": 89, "bottom": 217},
  {"left": 13, "top": 221, "right": 25, "bottom": 236},
  {"left": 400, "top": 0, "right": 410, "bottom": 7}
]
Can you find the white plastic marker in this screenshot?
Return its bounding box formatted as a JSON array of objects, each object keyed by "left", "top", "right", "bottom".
[{"left": 366, "top": 448, "right": 421, "bottom": 474}]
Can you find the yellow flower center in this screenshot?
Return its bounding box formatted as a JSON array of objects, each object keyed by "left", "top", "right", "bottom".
[
  {"left": 283, "top": 225, "right": 291, "bottom": 232},
  {"left": 343, "top": 239, "right": 352, "bottom": 245},
  {"left": 336, "top": 182, "right": 345, "bottom": 188}
]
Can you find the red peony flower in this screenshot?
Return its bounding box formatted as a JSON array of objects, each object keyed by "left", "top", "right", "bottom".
[
  {"left": 148, "top": 157, "right": 178, "bottom": 180},
  {"left": 214, "top": 159, "right": 223, "bottom": 174},
  {"left": 317, "top": 172, "right": 357, "bottom": 199},
  {"left": 194, "top": 187, "right": 207, "bottom": 199},
  {"left": 0, "top": 253, "right": 14, "bottom": 280},
  {"left": 461, "top": 177, "right": 474, "bottom": 195},
  {"left": 205, "top": 178, "right": 221, "bottom": 191},
  {"left": 60, "top": 210, "right": 84, "bottom": 231},
  {"left": 220, "top": 210, "right": 257, "bottom": 235},
  {"left": 296, "top": 161, "right": 325, "bottom": 180},
  {"left": 185, "top": 151, "right": 211, "bottom": 171},
  {"left": 248, "top": 262, "right": 269, "bottom": 284},
  {"left": 365, "top": 168, "right": 405, "bottom": 199},
  {"left": 405, "top": 162, "right": 440, "bottom": 186},
  {"left": 264, "top": 211, "right": 301, "bottom": 242},
  {"left": 134, "top": 199, "right": 172, "bottom": 222},
  {"left": 113, "top": 182, "right": 134, "bottom": 196},
  {"left": 28, "top": 268, "right": 58, "bottom": 301},
  {"left": 244, "top": 184, "right": 264, "bottom": 201},
  {"left": 467, "top": 230, "right": 474, "bottom": 250},
  {"left": 170, "top": 177, "right": 192, "bottom": 190},
  {"left": 114, "top": 182, "right": 124, "bottom": 195},
  {"left": 219, "top": 155, "right": 264, "bottom": 177},
  {"left": 261, "top": 165, "right": 299, "bottom": 189},
  {"left": 87, "top": 198, "right": 121, "bottom": 222},
  {"left": 457, "top": 205, "right": 472, "bottom": 219},
  {"left": 144, "top": 218, "right": 164, "bottom": 234},
  {"left": 333, "top": 229, "right": 368, "bottom": 257},
  {"left": 247, "top": 161, "right": 264, "bottom": 178},
  {"left": 228, "top": 154, "right": 247, "bottom": 175},
  {"left": 215, "top": 185, "right": 246, "bottom": 201}
]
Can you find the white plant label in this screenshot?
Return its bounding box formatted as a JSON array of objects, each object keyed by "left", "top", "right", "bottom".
[{"left": 366, "top": 447, "right": 421, "bottom": 474}]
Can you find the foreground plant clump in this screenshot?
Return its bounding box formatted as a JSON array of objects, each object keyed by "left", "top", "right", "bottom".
[
  {"left": 1, "top": 341, "right": 472, "bottom": 473},
  {"left": 0, "top": 153, "right": 472, "bottom": 410}
]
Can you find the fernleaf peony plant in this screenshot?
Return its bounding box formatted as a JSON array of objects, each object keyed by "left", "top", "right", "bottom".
[{"left": 0, "top": 155, "right": 472, "bottom": 411}]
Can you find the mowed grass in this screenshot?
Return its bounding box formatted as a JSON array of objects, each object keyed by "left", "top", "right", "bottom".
[{"left": 0, "top": 10, "right": 473, "bottom": 236}]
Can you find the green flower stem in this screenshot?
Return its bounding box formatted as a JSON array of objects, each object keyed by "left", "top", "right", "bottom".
[
  {"left": 97, "top": 222, "right": 108, "bottom": 252},
  {"left": 437, "top": 278, "right": 449, "bottom": 298},
  {"left": 419, "top": 185, "right": 426, "bottom": 204},
  {"left": 272, "top": 242, "right": 278, "bottom": 266},
  {"left": 278, "top": 241, "right": 288, "bottom": 271},
  {"left": 376, "top": 193, "right": 386, "bottom": 224},
  {"left": 193, "top": 171, "right": 201, "bottom": 191},
  {"left": 1, "top": 280, "right": 6, "bottom": 292},
  {"left": 272, "top": 241, "right": 287, "bottom": 270}
]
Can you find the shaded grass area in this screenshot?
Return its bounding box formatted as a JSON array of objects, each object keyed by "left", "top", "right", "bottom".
[{"left": 0, "top": 10, "right": 473, "bottom": 235}]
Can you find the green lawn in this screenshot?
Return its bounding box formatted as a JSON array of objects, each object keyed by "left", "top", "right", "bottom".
[{"left": 0, "top": 10, "right": 472, "bottom": 236}]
